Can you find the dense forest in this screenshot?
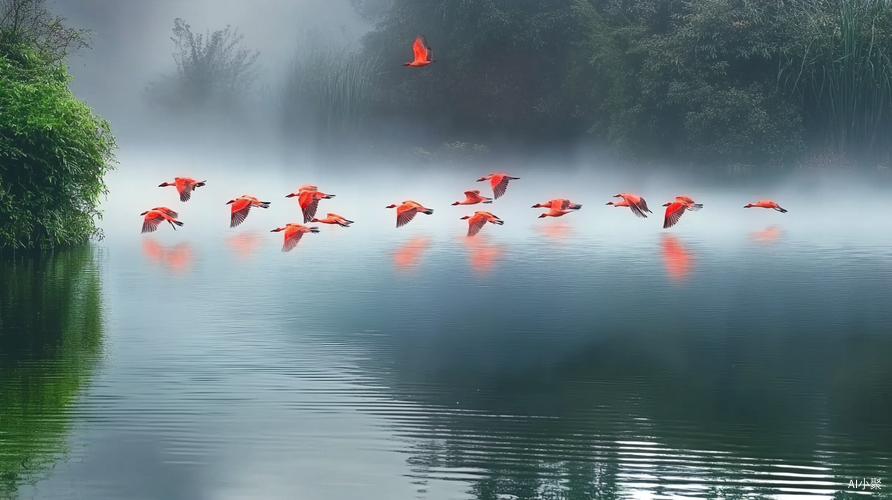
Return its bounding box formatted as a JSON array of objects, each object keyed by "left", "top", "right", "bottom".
[{"left": 146, "top": 0, "right": 892, "bottom": 167}]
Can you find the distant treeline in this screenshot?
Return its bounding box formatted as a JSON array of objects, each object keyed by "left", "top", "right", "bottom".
[{"left": 145, "top": 0, "right": 892, "bottom": 166}]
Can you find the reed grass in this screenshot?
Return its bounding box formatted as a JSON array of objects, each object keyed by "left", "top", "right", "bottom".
[
  {"left": 778, "top": 0, "right": 892, "bottom": 158},
  {"left": 279, "top": 45, "right": 381, "bottom": 145}
]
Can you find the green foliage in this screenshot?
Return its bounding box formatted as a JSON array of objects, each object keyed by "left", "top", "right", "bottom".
[
  {"left": 0, "top": 40, "right": 117, "bottom": 250},
  {"left": 279, "top": 36, "right": 381, "bottom": 147},
  {"left": 0, "top": 247, "right": 104, "bottom": 496},
  {"left": 778, "top": 0, "right": 892, "bottom": 159},
  {"left": 360, "top": 0, "right": 584, "bottom": 140},
  {"left": 144, "top": 18, "right": 260, "bottom": 111},
  {"left": 0, "top": 0, "right": 91, "bottom": 65},
  {"left": 350, "top": 0, "right": 892, "bottom": 165},
  {"left": 569, "top": 0, "right": 804, "bottom": 163}
]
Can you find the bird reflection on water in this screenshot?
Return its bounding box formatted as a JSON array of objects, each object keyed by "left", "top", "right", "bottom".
[
  {"left": 226, "top": 231, "right": 261, "bottom": 260},
  {"left": 660, "top": 234, "right": 693, "bottom": 282},
  {"left": 141, "top": 239, "right": 194, "bottom": 274},
  {"left": 460, "top": 236, "right": 504, "bottom": 275},
  {"left": 535, "top": 222, "right": 573, "bottom": 242},
  {"left": 751, "top": 225, "right": 782, "bottom": 244},
  {"left": 392, "top": 237, "right": 431, "bottom": 273}
]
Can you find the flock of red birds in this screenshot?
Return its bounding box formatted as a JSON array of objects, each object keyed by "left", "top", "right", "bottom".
[
  {"left": 139, "top": 35, "right": 788, "bottom": 252},
  {"left": 142, "top": 172, "right": 787, "bottom": 253}
]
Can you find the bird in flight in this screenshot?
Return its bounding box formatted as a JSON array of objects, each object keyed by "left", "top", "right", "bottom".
[{"left": 404, "top": 34, "right": 435, "bottom": 67}]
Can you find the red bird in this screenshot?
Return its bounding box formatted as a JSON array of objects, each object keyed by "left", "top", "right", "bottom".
[
  {"left": 460, "top": 211, "right": 504, "bottom": 237},
  {"left": 536, "top": 199, "right": 580, "bottom": 219},
  {"left": 532, "top": 200, "right": 582, "bottom": 210},
  {"left": 452, "top": 190, "right": 493, "bottom": 206},
  {"left": 662, "top": 196, "right": 703, "bottom": 229},
  {"left": 311, "top": 213, "right": 354, "bottom": 227},
  {"left": 744, "top": 200, "right": 788, "bottom": 213},
  {"left": 226, "top": 195, "right": 271, "bottom": 228},
  {"left": 158, "top": 177, "right": 206, "bottom": 202},
  {"left": 477, "top": 173, "right": 520, "bottom": 200},
  {"left": 385, "top": 201, "right": 434, "bottom": 228},
  {"left": 270, "top": 224, "right": 320, "bottom": 252},
  {"left": 285, "top": 185, "right": 335, "bottom": 223},
  {"left": 404, "top": 34, "right": 435, "bottom": 67},
  {"left": 609, "top": 193, "right": 652, "bottom": 218},
  {"left": 140, "top": 207, "right": 184, "bottom": 233}
]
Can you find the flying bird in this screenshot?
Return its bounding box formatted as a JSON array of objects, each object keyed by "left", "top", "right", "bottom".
[
  {"left": 226, "top": 195, "right": 271, "bottom": 228},
  {"left": 286, "top": 185, "right": 335, "bottom": 223},
  {"left": 477, "top": 173, "right": 520, "bottom": 200},
  {"left": 460, "top": 211, "right": 504, "bottom": 237},
  {"left": 537, "top": 199, "right": 579, "bottom": 219},
  {"left": 662, "top": 196, "right": 703, "bottom": 229},
  {"left": 147, "top": 206, "right": 178, "bottom": 218},
  {"left": 158, "top": 177, "right": 206, "bottom": 202},
  {"left": 270, "top": 223, "right": 320, "bottom": 252},
  {"left": 532, "top": 200, "right": 582, "bottom": 210},
  {"left": 140, "top": 208, "right": 184, "bottom": 233},
  {"left": 452, "top": 190, "right": 493, "bottom": 206},
  {"left": 311, "top": 213, "right": 354, "bottom": 227},
  {"left": 609, "top": 193, "right": 652, "bottom": 218},
  {"left": 744, "top": 200, "right": 787, "bottom": 213},
  {"left": 404, "top": 34, "right": 435, "bottom": 67},
  {"left": 385, "top": 200, "right": 434, "bottom": 228}
]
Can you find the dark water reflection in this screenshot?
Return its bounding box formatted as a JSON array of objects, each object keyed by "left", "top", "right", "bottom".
[
  {"left": 0, "top": 248, "right": 105, "bottom": 498},
  {"left": 2, "top": 163, "right": 892, "bottom": 500}
]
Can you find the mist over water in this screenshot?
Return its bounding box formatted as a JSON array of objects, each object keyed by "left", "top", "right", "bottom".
[{"left": 3, "top": 1, "right": 892, "bottom": 499}]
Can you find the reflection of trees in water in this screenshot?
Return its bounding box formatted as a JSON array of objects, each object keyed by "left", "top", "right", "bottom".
[
  {"left": 0, "top": 247, "right": 105, "bottom": 498},
  {"left": 359, "top": 326, "right": 892, "bottom": 499}
]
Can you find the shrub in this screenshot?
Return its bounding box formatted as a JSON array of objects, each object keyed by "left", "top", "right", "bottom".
[
  {"left": 279, "top": 39, "right": 381, "bottom": 147},
  {"left": 143, "top": 18, "right": 260, "bottom": 112},
  {"left": 0, "top": 40, "right": 117, "bottom": 250}
]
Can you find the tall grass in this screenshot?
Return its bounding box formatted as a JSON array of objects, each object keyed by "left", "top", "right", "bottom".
[
  {"left": 779, "top": 0, "right": 892, "bottom": 159},
  {"left": 279, "top": 45, "right": 381, "bottom": 147}
]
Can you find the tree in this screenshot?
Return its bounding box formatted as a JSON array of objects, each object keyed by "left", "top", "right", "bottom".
[
  {"left": 0, "top": 4, "right": 117, "bottom": 250},
  {"left": 0, "top": 0, "right": 91, "bottom": 64},
  {"left": 357, "top": 0, "right": 586, "bottom": 144},
  {"left": 144, "top": 18, "right": 261, "bottom": 111}
]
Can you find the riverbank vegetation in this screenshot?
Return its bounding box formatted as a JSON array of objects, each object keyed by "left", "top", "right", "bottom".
[
  {"left": 0, "top": 0, "right": 117, "bottom": 250},
  {"left": 143, "top": 0, "right": 892, "bottom": 168},
  {"left": 299, "top": 0, "right": 892, "bottom": 167}
]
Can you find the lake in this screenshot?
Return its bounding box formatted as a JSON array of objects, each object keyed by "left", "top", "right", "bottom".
[{"left": 2, "top": 151, "right": 891, "bottom": 500}]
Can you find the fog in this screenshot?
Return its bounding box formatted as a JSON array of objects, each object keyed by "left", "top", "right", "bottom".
[
  {"left": 50, "top": 0, "right": 369, "bottom": 152},
  {"left": 44, "top": 0, "right": 892, "bottom": 246}
]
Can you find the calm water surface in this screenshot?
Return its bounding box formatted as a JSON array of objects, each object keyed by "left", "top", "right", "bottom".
[{"left": 2, "top": 155, "right": 891, "bottom": 500}]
